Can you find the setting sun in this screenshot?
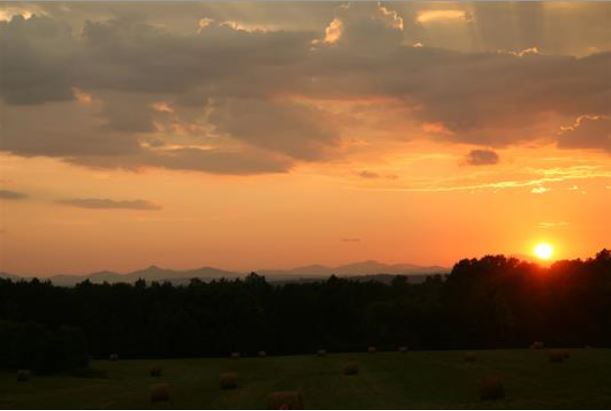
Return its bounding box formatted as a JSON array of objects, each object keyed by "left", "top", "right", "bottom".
[{"left": 534, "top": 243, "right": 554, "bottom": 260}]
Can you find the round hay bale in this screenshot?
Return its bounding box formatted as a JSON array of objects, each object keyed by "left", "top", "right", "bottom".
[
  {"left": 530, "top": 341, "right": 544, "bottom": 350},
  {"left": 398, "top": 346, "right": 408, "bottom": 353},
  {"left": 343, "top": 362, "right": 359, "bottom": 376},
  {"left": 367, "top": 346, "right": 376, "bottom": 354},
  {"left": 549, "top": 350, "right": 567, "bottom": 363},
  {"left": 464, "top": 352, "right": 477, "bottom": 362},
  {"left": 16, "top": 369, "right": 31, "bottom": 382},
  {"left": 230, "top": 352, "right": 240, "bottom": 359},
  {"left": 109, "top": 353, "right": 119, "bottom": 361},
  {"left": 480, "top": 376, "right": 505, "bottom": 401},
  {"left": 220, "top": 372, "right": 238, "bottom": 390},
  {"left": 258, "top": 350, "right": 267, "bottom": 357},
  {"left": 150, "top": 383, "right": 170, "bottom": 402},
  {"left": 267, "top": 391, "right": 303, "bottom": 410},
  {"left": 149, "top": 366, "right": 162, "bottom": 377},
  {"left": 316, "top": 349, "right": 327, "bottom": 357}
]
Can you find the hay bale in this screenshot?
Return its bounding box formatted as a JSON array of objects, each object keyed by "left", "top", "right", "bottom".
[
  {"left": 344, "top": 362, "right": 359, "bottom": 376},
  {"left": 16, "top": 369, "right": 31, "bottom": 382},
  {"left": 530, "top": 341, "right": 544, "bottom": 350},
  {"left": 398, "top": 346, "right": 408, "bottom": 353},
  {"left": 480, "top": 376, "right": 505, "bottom": 401},
  {"left": 549, "top": 350, "right": 568, "bottom": 363},
  {"left": 258, "top": 350, "right": 267, "bottom": 357},
  {"left": 267, "top": 391, "right": 303, "bottom": 410},
  {"left": 109, "top": 353, "right": 119, "bottom": 361},
  {"left": 220, "top": 372, "right": 238, "bottom": 390},
  {"left": 316, "top": 349, "right": 327, "bottom": 357},
  {"left": 230, "top": 351, "right": 240, "bottom": 359},
  {"left": 464, "top": 352, "right": 477, "bottom": 362},
  {"left": 367, "top": 346, "right": 377, "bottom": 354},
  {"left": 149, "top": 366, "right": 162, "bottom": 377},
  {"left": 150, "top": 383, "right": 170, "bottom": 402}
]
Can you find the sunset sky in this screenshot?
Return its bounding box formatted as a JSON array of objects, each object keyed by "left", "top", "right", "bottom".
[{"left": 0, "top": 1, "right": 610, "bottom": 276}]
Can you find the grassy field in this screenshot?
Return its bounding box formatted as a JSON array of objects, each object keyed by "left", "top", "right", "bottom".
[{"left": 2, "top": 349, "right": 611, "bottom": 409}]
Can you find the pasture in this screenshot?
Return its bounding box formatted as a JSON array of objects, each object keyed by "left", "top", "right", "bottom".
[{"left": 2, "top": 349, "right": 611, "bottom": 409}]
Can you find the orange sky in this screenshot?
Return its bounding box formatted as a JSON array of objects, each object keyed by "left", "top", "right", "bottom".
[{"left": 0, "top": 2, "right": 610, "bottom": 275}]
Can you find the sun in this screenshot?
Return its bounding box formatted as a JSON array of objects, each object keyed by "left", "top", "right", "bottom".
[{"left": 534, "top": 242, "right": 554, "bottom": 261}]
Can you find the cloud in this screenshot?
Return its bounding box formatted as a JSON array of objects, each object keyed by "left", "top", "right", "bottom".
[
  {"left": 0, "top": 189, "right": 28, "bottom": 200},
  {"left": 341, "top": 238, "right": 361, "bottom": 243},
  {"left": 416, "top": 10, "right": 468, "bottom": 24},
  {"left": 558, "top": 115, "right": 611, "bottom": 153},
  {"left": 465, "top": 149, "right": 499, "bottom": 166},
  {"left": 530, "top": 186, "right": 549, "bottom": 194},
  {"left": 358, "top": 170, "right": 381, "bottom": 179},
  {"left": 65, "top": 146, "right": 293, "bottom": 175},
  {"left": 0, "top": 100, "right": 141, "bottom": 157},
  {"left": 357, "top": 170, "right": 398, "bottom": 180},
  {"left": 0, "top": 15, "right": 76, "bottom": 105},
  {"left": 210, "top": 99, "right": 339, "bottom": 161},
  {"left": 313, "top": 17, "right": 343, "bottom": 45},
  {"left": 537, "top": 221, "right": 569, "bottom": 229},
  {"left": 0, "top": 6, "right": 610, "bottom": 177},
  {"left": 58, "top": 198, "right": 162, "bottom": 210},
  {"left": 357, "top": 165, "right": 610, "bottom": 193}
]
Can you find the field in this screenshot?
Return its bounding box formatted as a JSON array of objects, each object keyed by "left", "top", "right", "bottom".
[{"left": 2, "top": 349, "right": 611, "bottom": 409}]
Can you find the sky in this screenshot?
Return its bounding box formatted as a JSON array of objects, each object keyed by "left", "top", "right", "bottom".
[{"left": 0, "top": 1, "right": 610, "bottom": 275}]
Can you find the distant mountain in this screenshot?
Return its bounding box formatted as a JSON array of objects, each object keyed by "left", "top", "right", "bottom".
[
  {"left": 259, "top": 260, "right": 447, "bottom": 279},
  {"left": 0, "top": 260, "right": 448, "bottom": 286},
  {"left": 45, "top": 265, "right": 241, "bottom": 286},
  {"left": 0, "top": 272, "right": 21, "bottom": 281}
]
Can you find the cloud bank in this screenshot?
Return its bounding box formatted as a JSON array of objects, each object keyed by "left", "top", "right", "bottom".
[{"left": 1, "top": 3, "right": 609, "bottom": 176}]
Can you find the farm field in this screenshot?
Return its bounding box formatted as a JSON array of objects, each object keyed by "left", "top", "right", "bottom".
[{"left": 1, "top": 349, "right": 611, "bottom": 409}]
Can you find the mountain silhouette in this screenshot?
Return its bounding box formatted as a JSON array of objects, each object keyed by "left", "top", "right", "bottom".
[{"left": 0, "top": 260, "right": 448, "bottom": 286}]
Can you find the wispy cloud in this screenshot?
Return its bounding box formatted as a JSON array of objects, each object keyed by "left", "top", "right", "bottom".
[
  {"left": 531, "top": 186, "right": 549, "bottom": 194},
  {"left": 357, "top": 170, "right": 398, "bottom": 180},
  {"left": 0, "top": 189, "right": 28, "bottom": 200},
  {"left": 347, "top": 166, "right": 611, "bottom": 193},
  {"left": 58, "top": 198, "right": 162, "bottom": 210},
  {"left": 537, "top": 221, "right": 569, "bottom": 229}
]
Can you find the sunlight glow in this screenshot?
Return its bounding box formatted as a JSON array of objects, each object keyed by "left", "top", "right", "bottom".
[{"left": 534, "top": 243, "right": 554, "bottom": 260}]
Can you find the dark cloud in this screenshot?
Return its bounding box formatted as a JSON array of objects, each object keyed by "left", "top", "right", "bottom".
[
  {"left": 0, "top": 189, "right": 28, "bottom": 200},
  {"left": 67, "top": 147, "right": 293, "bottom": 175},
  {"left": 471, "top": 2, "right": 543, "bottom": 52},
  {"left": 341, "top": 238, "right": 361, "bottom": 243},
  {"left": 0, "top": 15, "right": 76, "bottom": 105},
  {"left": 465, "top": 149, "right": 499, "bottom": 166},
  {"left": 58, "top": 198, "right": 162, "bottom": 210},
  {"left": 210, "top": 99, "right": 339, "bottom": 160},
  {"left": 558, "top": 115, "right": 611, "bottom": 153},
  {"left": 0, "top": 101, "right": 142, "bottom": 158}
]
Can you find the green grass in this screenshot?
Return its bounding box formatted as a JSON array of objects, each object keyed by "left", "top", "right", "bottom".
[{"left": 2, "top": 349, "right": 611, "bottom": 409}]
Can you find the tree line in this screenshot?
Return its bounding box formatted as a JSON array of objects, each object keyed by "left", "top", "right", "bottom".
[{"left": 1, "top": 250, "right": 609, "bottom": 373}]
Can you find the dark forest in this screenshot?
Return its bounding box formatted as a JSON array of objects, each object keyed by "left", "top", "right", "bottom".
[{"left": 1, "top": 250, "right": 609, "bottom": 374}]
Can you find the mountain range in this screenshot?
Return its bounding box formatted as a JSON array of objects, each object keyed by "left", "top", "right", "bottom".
[{"left": 0, "top": 260, "right": 448, "bottom": 286}]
